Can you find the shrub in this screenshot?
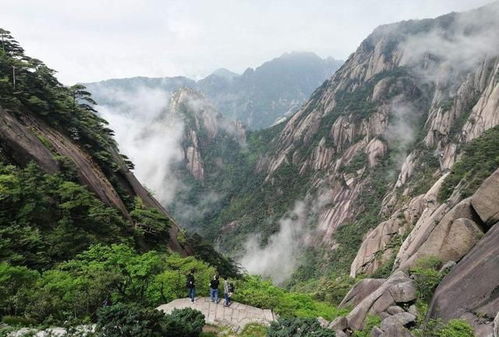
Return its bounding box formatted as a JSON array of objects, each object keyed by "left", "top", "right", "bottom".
[
  {"left": 0, "top": 244, "right": 216, "bottom": 324},
  {"left": 296, "top": 275, "right": 357, "bottom": 306},
  {"left": 96, "top": 304, "right": 169, "bottom": 337},
  {"left": 414, "top": 319, "right": 474, "bottom": 337},
  {"left": 96, "top": 304, "right": 205, "bottom": 337},
  {"left": 163, "top": 308, "right": 205, "bottom": 337},
  {"left": 239, "top": 323, "right": 268, "bottom": 337},
  {"left": 437, "top": 319, "right": 474, "bottom": 337},
  {"left": 267, "top": 317, "right": 335, "bottom": 337},
  {"left": 233, "top": 276, "right": 347, "bottom": 319},
  {"left": 147, "top": 254, "right": 216, "bottom": 305},
  {"left": 409, "top": 256, "right": 443, "bottom": 303},
  {"left": 0, "top": 263, "right": 39, "bottom": 318},
  {"left": 439, "top": 125, "right": 499, "bottom": 201}
]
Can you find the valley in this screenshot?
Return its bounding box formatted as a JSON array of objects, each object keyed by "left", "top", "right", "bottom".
[{"left": 1, "top": 2, "right": 499, "bottom": 337}]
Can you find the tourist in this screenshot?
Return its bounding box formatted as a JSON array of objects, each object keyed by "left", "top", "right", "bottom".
[
  {"left": 209, "top": 274, "right": 220, "bottom": 303},
  {"left": 223, "top": 278, "right": 235, "bottom": 307},
  {"left": 186, "top": 269, "right": 196, "bottom": 302}
]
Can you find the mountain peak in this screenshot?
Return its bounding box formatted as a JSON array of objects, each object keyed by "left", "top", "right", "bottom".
[{"left": 211, "top": 68, "right": 239, "bottom": 80}]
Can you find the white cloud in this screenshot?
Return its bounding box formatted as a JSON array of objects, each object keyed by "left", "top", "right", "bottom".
[
  {"left": 97, "top": 87, "right": 185, "bottom": 205},
  {"left": 0, "top": 0, "right": 492, "bottom": 84},
  {"left": 239, "top": 191, "right": 332, "bottom": 284},
  {"left": 400, "top": 2, "right": 499, "bottom": 85}
]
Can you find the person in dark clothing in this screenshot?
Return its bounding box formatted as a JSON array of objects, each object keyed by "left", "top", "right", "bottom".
[
  {"left": 223, "top": 278, "right": 234, "bottom": 307},
  {"left": 209, "top": 274, "right": 220, "bottom": 303},
  {"left": 186, "top": 269, "right": 196, "bottom": 302}
]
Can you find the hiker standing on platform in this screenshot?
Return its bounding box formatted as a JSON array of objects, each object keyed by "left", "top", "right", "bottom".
[
  {"left": 186, "top": 269, "right": 196, "bottom": 302},
  {"left": 209, "top": 274, "right": 220, "bottom": 303}
]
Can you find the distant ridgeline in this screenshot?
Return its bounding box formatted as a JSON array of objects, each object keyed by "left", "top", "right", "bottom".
[{"left": 85, "top": 52, "right": 343, "bottom": 130}]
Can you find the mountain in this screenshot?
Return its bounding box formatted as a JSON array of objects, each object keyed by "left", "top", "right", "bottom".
[
  {"left": 200, "top": 3, "right": 499, "bottom": 335},
  {"left": 3, "top": 2, "right": 499, "bottom": 335},
  {"left": 211, "top": 68, "right": 238, "bottom": 80},
  {"left": 197, "top": 52, "right": 344, "bottom": 129},
  {"left": 85, "top": 52, "right": 343, "bottom": 130},
  {"left": 0, "top": 29, "right": 248, "bottom": 328},
  {"left": 0, "top": 31, "right": 191, "bottom": 262},
  {"left": 160, "top": 88, "right": 249, "bottom": 233}
]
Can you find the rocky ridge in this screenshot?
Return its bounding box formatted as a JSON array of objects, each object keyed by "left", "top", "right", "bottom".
[
  {"left": 213, "top": 4, "right": 499, "bottom": 335},
  {"left": 0, "top": 105, "right": 190, "bottom": 255}
]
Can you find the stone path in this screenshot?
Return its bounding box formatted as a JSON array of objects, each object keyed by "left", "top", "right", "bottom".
[{"left": 156, "top": 297, "right": 276, "bottom": 331}]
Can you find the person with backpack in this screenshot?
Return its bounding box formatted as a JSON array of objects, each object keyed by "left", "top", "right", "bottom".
[
  {"left": 209, "top": 274, "right": 220, "bottom": 303},
  {"left": 223, "top": 278, "right": 235, "bottom": 307},
  {"left": 186, "top": 269, "right": 196, "bottom": 302}
]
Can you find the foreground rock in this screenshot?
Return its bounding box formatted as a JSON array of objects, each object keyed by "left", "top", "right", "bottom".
[
  {"left": 471, "top": 169, "right": 499, "bottom": 227},
  {"left": 376, "top": 312, "right": 416, "bottom": 337},
  {"left": 340, "top": 278, "right": 386, "bottom": 308},
  {"left": 333, "top": 271, "right": 417, "bottom": 333},
  {"left": 428, "top": 223, "right": 499, "bottom": 337},
  {"left": 156, "top": 297, "right": 276, "bottom": 331}
]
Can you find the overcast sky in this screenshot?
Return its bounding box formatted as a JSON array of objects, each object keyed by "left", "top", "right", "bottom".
[{"left": 0, "top": 0, "right": 493, "bottom": 84}]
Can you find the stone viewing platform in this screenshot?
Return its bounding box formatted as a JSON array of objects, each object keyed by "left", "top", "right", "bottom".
[{"left": 156, "top": 297, "right": 277, "bottom": 331}]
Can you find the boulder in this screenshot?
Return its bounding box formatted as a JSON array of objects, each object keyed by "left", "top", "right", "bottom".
[
  {"left": 329, "top": 316, "right": 348, "bottom": 331},
  {"left": 380, "top": 313, "right": 416, "bottom": 330},
  {"left": 428, "top": 223, "right": 499, "bottom": 336},
  {"left": 317, "top": 317, "right": 329, "bottom": 328},
  {"left": 371, "top": 326, "right": 383, "bottom": 337},
  {"left": 439, "top": 261, "right": 456, "bottom": 274},
  {"left": 377, "top": 313, "right": 416, "bottom": 337},
  {"left": 345, "top": 272, "right": 416, "bottom": 330},
  {"left": 351, "top": 176, "right": 446, "bottom": 278},
  {"left": 379, "top": 322, "right": 414, "bottom": 337},
  {"left": 407, "top": 305, "right": 418, "bottom": 317},
  {"left": 340, "top": 278, "right": 386, "bottom": 308},
  {"left": 370, "top": 290, "right": 396, "bottom": 314},
  {"left": 395, "top": 203, "right": 450, "bottom": 270},
  {"left": 396, "top": 198, "right": 481, "bottom": 270},
  {"left": 336, "top": 331, "right": 348, "bottom": 337},
  {"left": 471, "top": 168, "right": 499, "bottom": 227},
  {"left": 388, "top": 280, "right": 417, "bottom": 303},
  {"left": 386, "top": 306, "right": 405, "bottom": 315},
  {"left": 350, "top": 216, "right": 405, "bottom": 277}
]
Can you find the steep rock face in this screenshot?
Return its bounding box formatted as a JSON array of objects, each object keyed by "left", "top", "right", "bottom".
[
  {"left": 236, "top": 4, "right": 499, "bottom": 265},
  {"left": 0, "top": 108, "right": 128, "bottom": 216},
  {"left": 166, "top": 88, "right": 246, "bottom": 182},
  {"left": 0, "top": 109, "right": 59, "bottom": 174},
  {"left": 394, "top": 198, "right": 478, "bottom": 271},
  {"left": 350, "top": 175, "right": 445, "bottom": 277},
  {"left": 0, "top": 107, "right": 190, "bottom": 255},
  {"left": 428, "top": 223, "right": 499, "bottom": 336},
  {"left": 203, "top": 5, "right": 499, "bottom": 291}
]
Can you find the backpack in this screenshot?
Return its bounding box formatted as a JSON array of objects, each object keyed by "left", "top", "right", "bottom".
[{"left": 228, "top": 282, "right": 235, "bottom": 293}]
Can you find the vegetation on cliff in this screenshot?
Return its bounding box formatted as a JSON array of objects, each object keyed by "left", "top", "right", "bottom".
[{"left": 439, "top": 125, "right": 499, "bottom": 201}]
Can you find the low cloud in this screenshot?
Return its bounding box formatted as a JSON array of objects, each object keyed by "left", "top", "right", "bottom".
[
  {"left": 239, "top": 192, "right": 332, "bottom": 284},
  {"left": 384, "top": 98, "right": 419, "bottom": 170},
  {"left": 400, "top": 3, "right": 499, "bottom": 86},
  {"left": 97, "top": 87, "right": 186, "bottom": 206}
]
